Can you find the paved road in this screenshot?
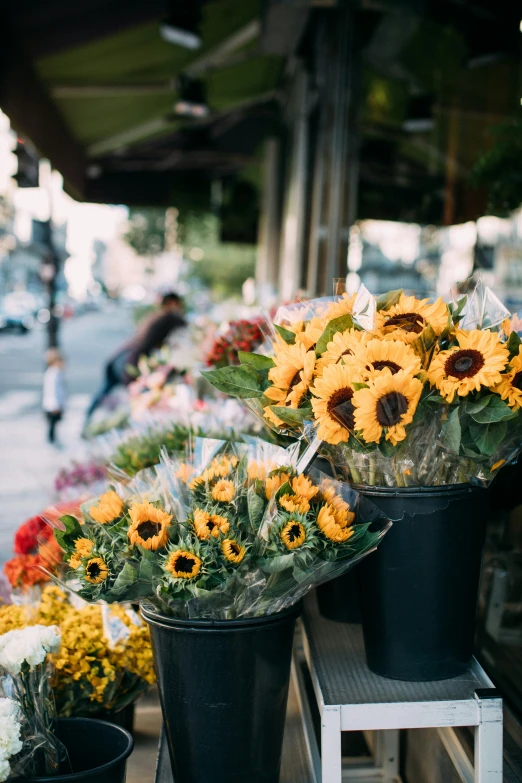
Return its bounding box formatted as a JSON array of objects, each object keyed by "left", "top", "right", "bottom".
[{"left": 0, "top": 306, "right": 133, "bottom": 566}]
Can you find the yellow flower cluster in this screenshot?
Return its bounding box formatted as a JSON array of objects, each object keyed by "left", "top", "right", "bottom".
[
  {"left": 0, "top": 586, "right": 155, "bottom": 715},
  {"left": 263, "top": 291, "right": 518, "bottom": 448}
]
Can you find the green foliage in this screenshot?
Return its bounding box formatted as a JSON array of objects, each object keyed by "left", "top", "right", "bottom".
[
  {"left": 123, "top": 209, "right": 166, "bottom": 257},
  {"left": 316, "top": 315, "right": 355, "bottom": 355},
  {"left": 274, "top": 324, "right": 296, "bottom": 344},
  {"left": 179, "top": 212, "right": 256, "bottom": 298},
  {"left": 237, "top": 352, "right": 274, "bottom": 370},
  {"left": 201, "top": 366, "right": 267, "bottom": 398},
  {"left": 472, "top": 120, "right": 522, "bottom": 215},
  {"left": 376, "top": 289, "right": 402, "bottom": 311}
]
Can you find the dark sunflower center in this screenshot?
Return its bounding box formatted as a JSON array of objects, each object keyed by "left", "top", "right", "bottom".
[
  {"left": 327, "top": 388, "right": 355, "bottom": 430},
  {"left": 207, "top": 520, "right": 217, "bottom": 531},
  {"left": 175, "top": 555, "right": 196, "bottom": 574},
  {"left": 385, "top": 312, "right": 424, "bottom": 334},
  {"left": 288, "top": 370, "right": 303, "bottom": 390},
  {"left": 371, "top": 360, "right": 401, "bottom": 374},
  {"left": 376, "top": 391, "right": 409, "bottom": 427},
  {"left": 87, "top": 562, "right": 101, "bottom": 578},
  {"left": 513, "top": 371, "right": 522, "bottom": 391},
  {"left": 137, "top": 520, "right": 161, "bottom": 540},
  {"left": 445, "top": 349, "right": 484, "bottom": 379},
  {"left": 287, "top": 523, "right": 303, "bottom": 542},
  {"left": 229, "top": 542, "right": 240, "bottom": 555}
]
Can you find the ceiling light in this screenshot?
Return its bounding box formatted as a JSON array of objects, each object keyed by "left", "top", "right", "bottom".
[
  {"left": 174, "top": 75, "right": 209, "bottom": 118},
  {"left": 159, "top": 21, "right": 201, "bottom": 50}
]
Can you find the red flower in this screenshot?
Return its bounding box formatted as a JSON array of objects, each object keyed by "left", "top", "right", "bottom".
[
  {"left": 14, "top": 515, "right": 50, "bottom": 555},
  {"left": 4, "top": 554, "right": 50, "bottom": 588}
]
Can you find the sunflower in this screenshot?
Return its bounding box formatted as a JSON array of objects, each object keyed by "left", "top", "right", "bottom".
[
  {"left": 280, "top": 520, "right": 307, "bottom": 550},
  {"left": 222, "top": 539, "right": 246, "bottom": 564},
  {"left": 349, "top": 338, "right": 422, "bottom": 379},
  {"left": 495, "top": 351, "right": 522, "bottom": 409},
  {"left": 320, "top": 484, "right": 355, "bottom": 527},
  {"left": 210, "top": 456, "right": 238, "bottom": 478},
  {"left": 294, "top": 316, "right": 328, "bottom": 350},
  {"left": 279, "top": 494, "right": 310, "bottom": 514},
  {"left": 165, "top": 550, "right": 202, "bottom": 579},
  {"left": 311, "top": 364, "right": 363, "bottom": 444},
  {"left": 128, "top": 502, "right": 172, "bottom": 550},
  {"left": 84, "top": 557, "right": 109, "bottom": 585},
  {"left": 316, "top": 329, "right": 370, "bottom": 374},
  {"left": 316, "top": 505, "right": 354, "bottom": 543},
  {"left": 247, "top": 460, "right": 275, "bottom": 482},
  {"left": 193, "top": 509, "right": 230, "bottom": 540},
  {"left": 68, "top": 537, "right": 94, "bottom": 569},
  {"left": 89, "top": 490, "right": 124, "bottom": 525},
  {"left": 262, "top": 406, "right": 284, "bottom": 428},
  {"left": 176, "top": 463, "right": 194, "bottom": 483},
  {"left": 427, "top": 329, "right": 509, "bottom": 403},
  {"left": 380, "top": 294, "right": 449, "bottom": 343},
  {"left": 291, "top": 475, "right": 318, "bottom": 500},
  {"left": 265, "top": 342, "right": 316, "bottom": 408},
  {"left": 323, "top": 292, "right": 357, "bottom": 321},
  {"left": 211, "top": 479, "right": 235, "bottom": 503},
  {"left": 265, "top": 472, "right": 291, "bottom": 500},
  {"left": 353, "top": 370, "right": 423, "bottom": 446}
]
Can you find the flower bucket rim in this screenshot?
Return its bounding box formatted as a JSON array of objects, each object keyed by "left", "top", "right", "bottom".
[
  {"left": 24, "top": 718, "right": 134, "bottom": 782},
  {"left": 140, "top": 601, "right": 302, "bottom": 631}
]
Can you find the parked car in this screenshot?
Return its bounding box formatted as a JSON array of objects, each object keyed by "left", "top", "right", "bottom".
[{"left": 0, "top": 292, "right": 36, "bottom": 333}]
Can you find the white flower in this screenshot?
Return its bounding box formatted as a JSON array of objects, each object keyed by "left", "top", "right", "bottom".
[
  {"left": 0, "top": 697, "right": 22, "bottom": 782},
  {"left": 0, "top": 756, "right": 11, "bottom": 783},
  {"left": 0, "top": 625, "right": 61, "bottom": 676}
]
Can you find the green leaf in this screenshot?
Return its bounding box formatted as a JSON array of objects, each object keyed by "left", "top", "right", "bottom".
[
  {"left": 471, "top": 395, "right": 515, "bottom": 423},
  {"left": 238, "top": 352, "right": 274, "bottom": 371},
  {"left": 411, "top": 324, "right": 437, "bottom": 366},
  {"left": 378, "top": 439, "right": 398, "bottom": 458},
  {"left": 463, "top": 395, "right": 493, "bottom": 415},
  {"left": 257, "top": 553, "right": 296, "bottom": 574},
  {"left": 376, "top": 289, "right": 403, "bottom": 311},
  {"left": 111, "top": 562, "right": 139, "bottom": 595},
  {"left": 352, "top": 382, "right": 369, "bottom": 391},
  {"left": 247, "top": 486, "right": 266, "bottom": 530},
  {"left": 274, "top": 324, "right": 296, "bottom": 344},
  {"left": 269, "top": 406, "right": 313, "bottom": 427},
  {"left": 425, "top": 394, "right": 449, "bottom": 405},
  {"left": 201, "top": 366, "right": 266, "bottom": 399},
  {"left": 440, "top": 406, "right": 461, "bottom": 454},
  {"left": 449, "top": 296, "right": 467, "bottom": 324},
  {"left": 316, "top": 314, "right": 355, "bottom": 355},
  {"left": 55, "top": 515, "right": 83, "bottom": 551},
  {"left": 469, "top": 420, "right": 507, "bottom": 457},
  {"left": 507, "top": 331, "right": 522, "bottom": 359}
]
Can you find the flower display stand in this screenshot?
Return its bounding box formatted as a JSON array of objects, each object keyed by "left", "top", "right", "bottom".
[
  {"left": 153, "top": 594, "right": 503, "bottom": 783},
  {"left": 293, "top": 594, "right": 503, "bottom": 783}
]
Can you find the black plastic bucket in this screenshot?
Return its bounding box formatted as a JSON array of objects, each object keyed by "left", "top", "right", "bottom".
[
  {"left": 357, "top": 484, "right": 489, "bottom": 681},
  {"left": 316, "top": 568, "right": 361, "bottom": 623},
  {"left": 141, "top": 604, "right": 301, "bottom": 783},
  {"left": 24, "top": 718, "right": 133, "bottom": 782}
]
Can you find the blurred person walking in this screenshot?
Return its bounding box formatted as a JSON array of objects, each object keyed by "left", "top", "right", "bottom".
[
  {"left": 84, "top": 292, "right": 186, "bottom": 427},
  {"left": 42, "top": 349, "right": 66, "bottom": 445}
]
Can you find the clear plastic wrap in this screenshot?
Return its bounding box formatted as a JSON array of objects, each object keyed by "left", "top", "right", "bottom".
[
  {"left": 0, "top": 626, "right": 70, "bottom": 778},
  {"left": 47, "top": 437, "right": 390, "bottom": 619}
]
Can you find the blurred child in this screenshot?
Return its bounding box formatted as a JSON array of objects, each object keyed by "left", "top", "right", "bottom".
[{"left": 42, "top": 349, "right": 66, "bottom": 444}]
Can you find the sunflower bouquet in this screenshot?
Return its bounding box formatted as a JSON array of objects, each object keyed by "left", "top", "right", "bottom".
[
  {"left": 46, "top": 438, "right": 389, "bottom": 619},
  {"left": 203, "top": 282, "right": 522, "bottom": 487}
]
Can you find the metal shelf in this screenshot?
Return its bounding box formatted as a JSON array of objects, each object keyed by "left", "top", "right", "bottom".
[{"left": 293, "top": 594, "right": 504, "bottom": 783}]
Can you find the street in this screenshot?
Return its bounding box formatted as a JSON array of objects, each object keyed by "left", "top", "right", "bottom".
[{"left": 0, "top": 306, "right": 133, "bottom": 565}]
